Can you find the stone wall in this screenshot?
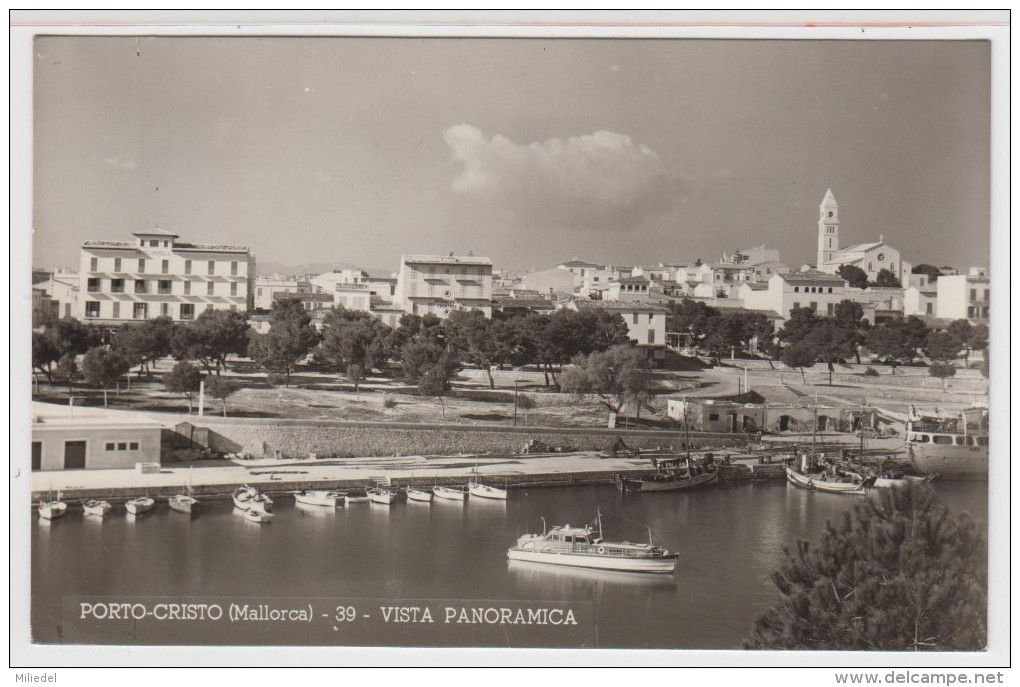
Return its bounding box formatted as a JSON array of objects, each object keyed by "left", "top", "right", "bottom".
[{"left": 172, "top": 416, "right": 748, "bottom": 459}]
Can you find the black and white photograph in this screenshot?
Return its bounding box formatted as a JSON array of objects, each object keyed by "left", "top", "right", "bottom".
[{"left": 10, "top": 10, "right": 1010, "bottom": 674}]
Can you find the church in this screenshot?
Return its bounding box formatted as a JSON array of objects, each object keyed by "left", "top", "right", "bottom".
[{"left": 814, "top": 189, "right": 912, "bottom": 284}]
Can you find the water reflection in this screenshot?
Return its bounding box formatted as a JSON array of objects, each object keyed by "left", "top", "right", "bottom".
[
  {"left": 294, "top": 501, "right": 335, "bottom": 518},
  {"left": 507, "top": 559, "right": 677, "bottom": 590}
]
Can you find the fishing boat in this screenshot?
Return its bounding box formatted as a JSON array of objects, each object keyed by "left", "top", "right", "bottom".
[
  {"left": 243, "top": 508, "right": 274, "bottom": 524},
  {"left": 170, "top": 467, "right": 199, "bottom": 515},
  {"left": 344, "top": 490, "right": 370, "bottom": 505},
  {"left": 617, "top": 400, "right": 718, "bottom": 492},
  {"left": 468, "top": 481, "right": 507, "bottom": 500},
  {"left": 785, "top": 453, "right": 872, "bottom": 494},
  {"left": 367, "top": 488, "right": 397, "bottom": 505},
  {"left": 433, "top": 485, "right": 467, "bottom": 501},
  {"left": 905, "top": 406, "right": 988, "bottom": 480},
  {"left": 82, "top": 499, "right": 112, "bottom": 517},
  {"left": 507, "top": 511, "right": 678, "bottom": 574},
  {"left": 233, "top": 484, "right": 273, "bottom": 513},
  {"left": 405, "top": 487, "right": 433, "bottom": 503},
  {"left": 293, "top": 489, "right": 343, "bottom": 508},
  {"left": 38, "top": 496, "right": 67, "bottom": 521},
  {"left": 125, "top": 496, "right": 155, "bottom": 515}
]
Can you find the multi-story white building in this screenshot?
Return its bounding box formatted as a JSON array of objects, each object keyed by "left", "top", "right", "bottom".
[
  {"left": 936, "top": 267, "right": 990, "bottom": 322},
  {"left": 394, "top": 254, "right": 493, "bottom": 318},
  {"left": 41, "top": 268, "right": 80, "bottom": 319},
  {"left": 79, "top": 229, "right": 254, "bottom": 324},
  {"left": 738, "top": 270, "right": 849, "bottom": 322},
  {"left": 253, "top": 276, "right": 311, "bottom": 311},
  {"left": 563, "top": 299, "right": 669, "bottom": 365}
]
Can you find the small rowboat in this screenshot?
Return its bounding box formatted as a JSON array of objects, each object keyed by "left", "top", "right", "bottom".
[
  {"left": 83, "top": 499, "right": 112, "bottom": 518},
  {"left": 293, "top": 489, "right": 343, "bottom": 508},
  {"left": 169, "top": 494, "right": 198, "bottom": 515},
  {"left": 233, "top": 485, "right": 273, "bottom": 513},
  {"left": 433, "top": 485, "right": 467, "bottom": 501},
  {"left": 125, "top": 496, "right": 155, "bottom": 515},
  {"left": 406, "top": 487, "right": 433, "bottom": 503},
  {"left": 243, "top": 508, "right": 274, "bottom": 524},
  {"left": 38, "top": 499, "right": 67, "bottom": 520},
  {"left": 468, "top": 480, "right": 507, "bottom": 501},
  {"left": 367, "top": 488, "right": 397, "bottom": 506}
]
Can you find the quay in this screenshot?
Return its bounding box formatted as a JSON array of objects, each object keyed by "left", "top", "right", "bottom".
[{"left": 28, "top": 449, "right": 800, "bottom": 502}]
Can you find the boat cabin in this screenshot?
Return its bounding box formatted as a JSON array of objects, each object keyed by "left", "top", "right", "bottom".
[
  {"left": 907, "top": 431, "right": 988, "bottom": 448},
  {"left": 546, "top": 525, "right": 596, "bottom": 545}
]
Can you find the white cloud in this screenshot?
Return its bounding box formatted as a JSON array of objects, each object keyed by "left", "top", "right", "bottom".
[{"left": 442, "top": 124, "right": 679, "bottom": 231}]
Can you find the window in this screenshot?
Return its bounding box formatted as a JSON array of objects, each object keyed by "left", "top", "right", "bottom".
[
  {"left": 207, "top": 282, "right": 215, "bottom": 296},
  {"left": 111, "top": 279, "right": 125, "bottom": 293},
  {"left": 647, "top": 329, "right": 655, "bottom": 344},
  {"left": 828, "top": 287, "right": 833, "bottom": 293},
  {"left": 114, "top": 258, "right": 122, "bottom": 272},
  {"left": 794, "top": 286, "right": 799, "bottom": 292},
  {"left": 112, "top": 302, "right": 120, "bottom": 319},
  {"left": 158, "top": 280, "right": 172, "bottom": 294},
  {"left": 230, "top": 282, "right": 238, "bottom": 297},
  {"left": 85, "top": 302, "right": 100, "bottom": 318},
  {"left": 87, "top": 278, "right": 100, "bottom": 293},
  {"left": 161, "top": 303, "right": 170, "bottom": 317},
  {"left": 208, "top": 260, "right": 215, "bottom": 275},
  {"left": 105, "top": 442, "right": 115, "bottom": 451},
  {"left": 90, "top": 257, "right": 98, "bottom": 271},
  {"left": 139, "top": 258, "right": 146, "bottom": 273},
  {"left": 180, "top": 304, "right": 195, "bottom": 320},
  {"left": 709, "top": 413, "right": 720, "bottom": 421},
  {"left": 135, "top": 280, "right": 147, "bottom": 294},
  {"left": 162, "top": 259, "right": 169, "bottom": 274},
  {"left": 129, "top": 442, "right": 139, "bottom": 450},
  {"left": 933, "top": 435, "right": 953, "bottom": 445},
  {"left": 810, "top": 302, "right": 818, "bottom": 311},
  {"left": 970, "top": 289, "right": 977, "bottom": 301},
  {"left": 133, "top": 303, "right": 148, "bottom": 319},
  {"left": 231, "top": 261, "right": 238, "bottom": 276},
  {"left": 183, "top": 281, "right": 191, "bottom": 295},
  {"left": 257, "top": 288, "right": 262, "bottom": 296},
  {"left": 976, "top": 436, "right": 988, "bottom": 446},
  {"left": 184, "top": 260, "right": 192, "bottom": 275},
  {"left": 868, "top": 262, "right": 873, "bottom": 271},
  {"left": 632, "top": 313, "right": 639, "bottom": 324},
  {"left": 792, "top": 302, "right": 800, "bottom": 310},
  {"left": 118, "top": 442, "right": 128, "bottom": 450}
]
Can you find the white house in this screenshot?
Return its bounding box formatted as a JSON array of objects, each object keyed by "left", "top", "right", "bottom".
[
  {"left": 394, "top": 253, "right": 493, "bottom": 318},
  {"left": 936, "top": 268, "right": 990, "bottom": 322},
  {"left": 738, "top": 270, "right": 849, "bottom": 321}
]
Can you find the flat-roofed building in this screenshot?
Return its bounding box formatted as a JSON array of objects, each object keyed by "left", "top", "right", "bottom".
[
  {"left": 394, "top": 253, "right": 493, "bottom": 318},
  {"left": 79, "top": 229, "right": 254, "bottom": 325},
  {"left": 30, "top": 401, "right": 163, "bottom": 471},
  {"left": 253, "top": 276, "right": 311, "bottom": 311},
  {"left": 936, "top": 268, "right": 990, "bottom": 322}
]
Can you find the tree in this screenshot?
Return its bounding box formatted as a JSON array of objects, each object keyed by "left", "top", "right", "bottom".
[
  {"left": 745, "top": 484, "right": 986, "bottom": 651},
  {"left": 163, "top": 361, "right": 202, "bottom": 414},
  {"left": 836, "top": 264, "right": 869, "bottom": 289},
  {"left": 113, "top": 316, "right": 174, "bottom": 377},
  {"left": 205, "top": 375, "right": 241, "bottom": 417},
  {"left": 778, "top": 307, "right": 820, "bottom": 346},
  {"left": 32, "top": 331, "right": 60, "bottom": 383},
  {"left": 781, "top": 343, "right": 817, "bottom": 383},
  {"left": 967, "top": 323, "right": 989, "bottom": 360},
  {"left": 872, "top": 268, "right": 902, "bottom": 288},
  {"left": 53, "top": 353, "right": 79, "bottom": 394},
  {"left": 316, "top": 307, "right": 390, "bottom": 393},
  {"left": 34, "top": 318, "right": 96, "bottom": 383},
  {"left": 81, "top": 348, "right": 131, "bottom": 407},
  {"left": 668, "top": 299, "right": 720, "bottom": 350},
  {"left": 911, "top": 263, "right": 942, "bottom": 285},
  {"left": 928, "top": 362, "right": 957, "bottom": 391},
  {"left": 170, "top": 309, "right": 250, "bottom": 374},
  {"left": 443, "top": 309, "right": 509, "bottom": 389},
  {"left": 248, "top": 299, "right": 320, "bottom": 386},
  {"left": 832, "top": 300, "right": 870, "bottom": 364},
  {"left": 401, "top": 339, "right": 448, "bottom": 383},
  {"left": 804, "top": 320, "right": 854, "bottom": 385},
  {"left": 924, "top": 330, "right": 961, "bottom": 364},
  {"left": 865, "top": 317, "right": 928, "bottom": 368},
  {"left": 417, "top": 353, "right": 459, "bottom": 419},
  {"left": 559, "top": 345, "right": 650, "bottom": 427}
]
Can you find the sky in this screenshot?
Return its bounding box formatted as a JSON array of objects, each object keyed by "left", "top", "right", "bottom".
[{"left": 32, "top": 37, "right": 991, "bottom": 274}]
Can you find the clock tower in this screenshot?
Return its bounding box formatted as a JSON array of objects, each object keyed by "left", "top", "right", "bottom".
[{"left": 817, "top": 188, "right": 839, "bottom": 268}]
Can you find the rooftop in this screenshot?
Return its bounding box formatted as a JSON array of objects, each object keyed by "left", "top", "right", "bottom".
[
  {"left": 782, "top": 270, "right": 846, "bottom": 285},
  {"left": 32, "top": 401, "right": 163, "bottom": 429},
  {"left": 132, "top": 228, "right": 180, "bottom": 238},
  {"left": 402, "top": 254, "right": 492, "bottom": 266}
]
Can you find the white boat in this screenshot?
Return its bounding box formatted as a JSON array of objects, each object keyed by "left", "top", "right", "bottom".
[
  {"left": 170, "top": 467, "right": 199, "bottom": 515},
  {"left": 507, "top": 512, "right": 677, "bottom": 574},
  {"left": 468, "top": 480, "right": 507, "bottom": 500},
  {"left": 243, "top": 508, "right": 274, "bottom": 524},
  {"left": 38, "top": 499, "right": 67, "bottom": 520},
  {"left": 82, "top": 499, "right": 112, "bottom": 517},
  {"left": 344, "top": 491, "right": 370, "bottom": 505},
  {"left": 367, "top": 488, "right": 397, "bottom": 506},
  {"left": 293, "top": 489, "right": 342, "bottom": 507},
  {"left": 405, "top": 487, "right": 433, "bottom": 503},
  {"left": 905, "top": 406, "right": 988, "bottom": 480},
  {"left": 433, "top": 485, "right": 467, "bottom": 501},
  {"left": 125, "top": 496, "right": 155, "bottom": 515},
  {"left": 233, "top": 485, "right": 273, "bottom": 513},
  {"left": 785, "top": 460, "right": 870, "bottom": 495}
]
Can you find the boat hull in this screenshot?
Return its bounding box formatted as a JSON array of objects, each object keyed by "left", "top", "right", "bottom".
[
  {"left": 169, "top": 496, "right": 198, "bottom": 515},
  {"left": 293, "top": 491, "right": 340, "bottom": 507},
  {"left": 468, "top": 483, "right": 507, "bottom": 500},
  {"left": 368, "top": 490, "right": 396, "bottom": 505},
  {"left": 907, "top": 444, "right": 988, "bottom": 481},
  {"left": 406, "top": 490, "right": 433, "bottom": 503},
  {"left": 618, "top": 469, "right": 719, "bottom": 493},
  {"left": 507, "top": 549, "right": 677, "bottom": 574},
  {"left": 38, "top": 502, "right": 67, "bottom": 520},
  {"left": 125, "top": 498, "right": 154, "bottom": 515},
  {"left": 83, "top": 502, "right": 112, "bottom": 517},
  {"left": 785, "top": 467, "right": 868, "bottom": 494},
  {"left": 433, "top": 487, "right": 466, "bottom": 501},
  {"left": 244, "top": 509, "right": 274, "bottom": 524}
]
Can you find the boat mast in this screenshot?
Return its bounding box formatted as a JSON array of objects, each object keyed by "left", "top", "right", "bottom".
[{"left": 859, "top": 398, "right": 866, "bottom": 467}]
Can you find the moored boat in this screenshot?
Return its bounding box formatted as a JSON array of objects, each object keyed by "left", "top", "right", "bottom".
[
  {"left": 169, "top": 493, "right": 199, "bottom": 515},
  {"left": 344, "top": 490, "right": 370, "bottom": 505},
  {"left": 905, "top": 406, "right": 988, "bottom": 480},
  {"left": 233, "top": 484, "right": 273, "bottom": 513},
  {"left": 468, "top": 480, "right": 507, "bottom": 500},
  {"left": 616, "top": 454, "right": 718, "bottom": 493},
  {"left": 785, "top": 454, "right": 871, "bottom": 495},
  {"left": 38, "top": 498, "right": 67, "bottom": 520},
  {"left": 125, "top": 496, "right": 155, "bottom": 515},
  {"left": 367, "top": 488, "right": 397, "bottom": 505},
  {"left": 433, "top": 485, "right": 467, "bottom": 501},
  {"left": 405, "top": 487, "right": 433, "bottom": 503},
  {"left": 293, "top": 489, "right": 342, "bottom": 508},
  {"left": 243, "top": 508, "right": 274, "bottom": 524},
  {"left": 507, "top": 511, "right": 677, "bottom": 574},
  {"left": 82, "top": 499, "right": 112, "bottom": 517}
]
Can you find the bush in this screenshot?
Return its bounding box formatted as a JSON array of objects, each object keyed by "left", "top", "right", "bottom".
[
  {"left": 266, "top": 373, "right": 287, "bottom": 387},
  {"left": 515, "top": 393, "right": 537, "bottom": 410},
  {"left": 863, "top": 367, "right": 880, "bottom": 377},
  {"left": 383, "top": 398, "right": 398, "bottom": 410}
]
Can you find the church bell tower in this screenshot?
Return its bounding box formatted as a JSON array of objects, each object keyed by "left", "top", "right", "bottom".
[{"left": 817, "top": 188, "right": 839, "bottom": 268}]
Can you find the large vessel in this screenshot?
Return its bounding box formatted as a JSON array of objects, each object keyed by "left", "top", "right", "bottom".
[
  {"left": 507, "top": 512, "right": 677, "bottom": 574},
  {"left": 905, "top": 406, "right": 988, "bottom": 480}
]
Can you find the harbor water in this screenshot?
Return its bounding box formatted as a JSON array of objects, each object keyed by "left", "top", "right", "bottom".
[{"left": 31, "top": 481, "right": 987, "bottom": 650}]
